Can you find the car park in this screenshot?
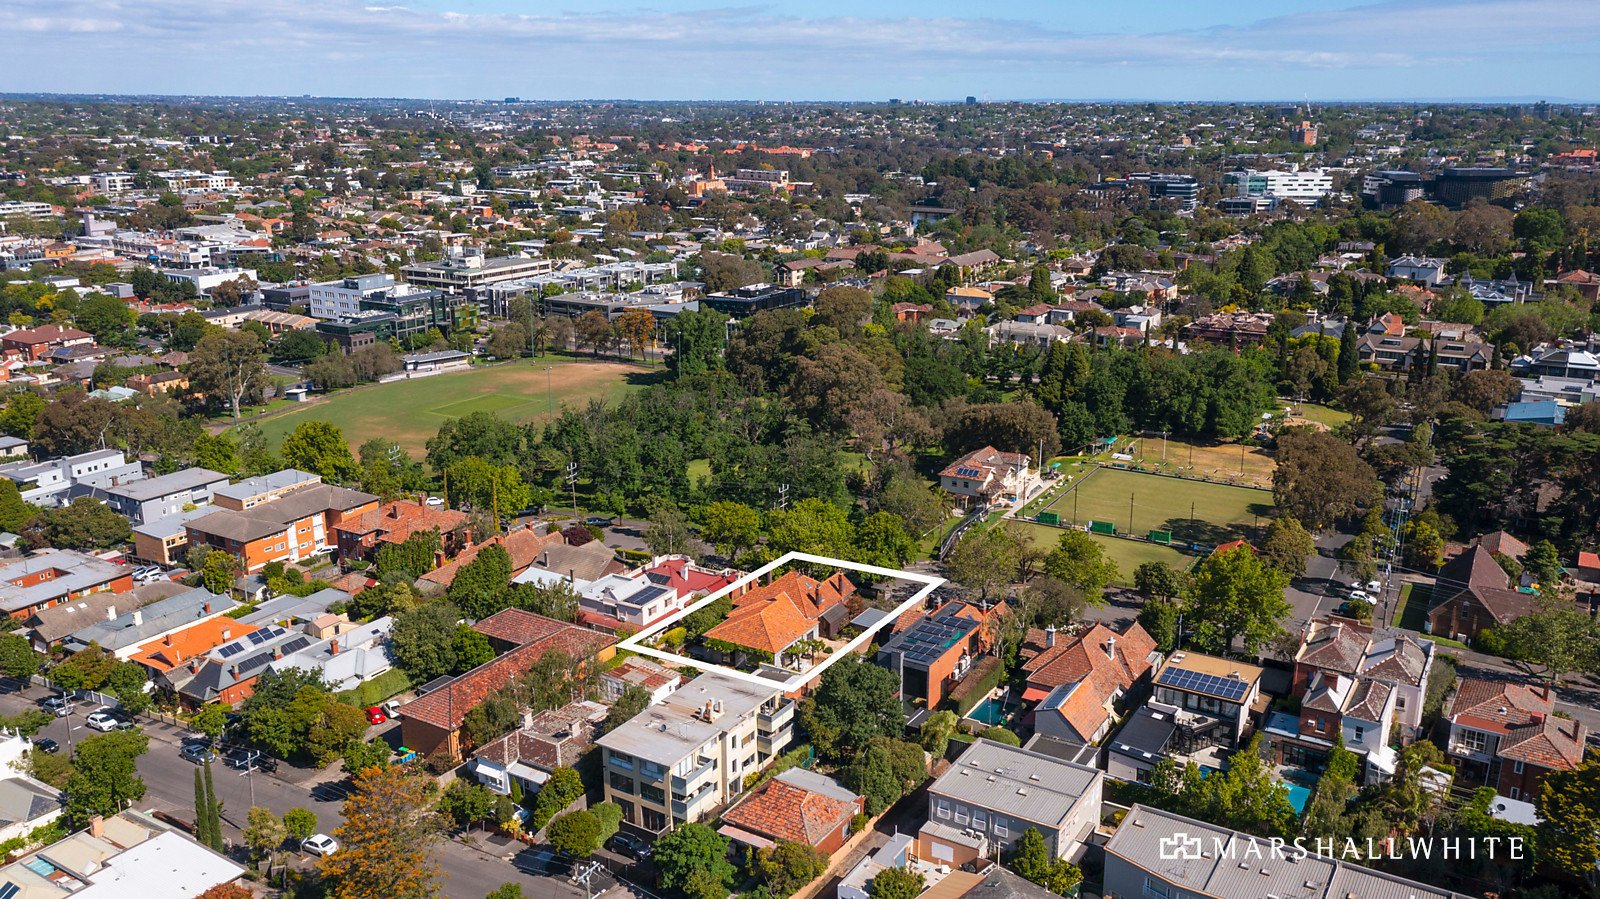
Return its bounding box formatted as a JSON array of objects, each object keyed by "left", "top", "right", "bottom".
[
  {"left": 31, "top": 738, "right": 58, "bottom": 754},
  {"left": 301, "top": 834, "right": 339, "bottom": 857},
  {"left": 180, "top": 741, "right": 217, "bottom": 764}
]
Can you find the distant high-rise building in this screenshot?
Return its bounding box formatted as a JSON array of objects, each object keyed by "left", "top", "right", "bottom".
[
  {"left": 888, "top": 98, "right": 901, "bottom": 105},
  {"left": 1292, "top": 120, "right": 1318, "bottom": 145},
  {"left": 965, "top": 96, "right": 978, "bottom": 105}
]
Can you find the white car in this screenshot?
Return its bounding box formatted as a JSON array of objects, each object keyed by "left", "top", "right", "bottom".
[
  {"left": 1348, "top": 590, "right": 1372, "bottom": 604},
  {"left": 84, "top": 710, "right": 120, "bottom": 732},
  {"left": 1365, "top": 580, "right": 1382, "bottom": 594},
  {"left": 301, "top": 834, "right": 339, "bottom": 857},
  {"left": 424, "top": 496, "right": 445, "bottom": 508}
]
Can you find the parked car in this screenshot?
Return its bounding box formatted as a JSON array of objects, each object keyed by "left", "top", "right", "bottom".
[
  {"left": 381, "top": 699, "right": 402, "bottom": 718},
  {"left": 1348, "top": 589, "right": 1372, "bottom": 604},
  {"left": 39, "top": 696, "right": 73, "bottom": 718},
  {"left": 365, "top": 706, "right": 387, "bottom": 725},
  {"left": 132, "top": 565, "right": 164, "bottom": 584},
  {"left": 301, "top": 834, "right": 339, "bottom": 857},
  {"left": 1365, "top": 580, "right": 1383, "bottom": 594},
  {"left": 424, "top": 496, "right": 445, "bottom": 508},
  {"left": 180, "top": 742, "right": 217, "bottom": 764},
  {"left": 31, "top": 737, "right": 58, "bottom": 754},
  {"left": 608, "top": 832, "right": 652, "bottom": 861},
  {"left": 585, "top": 516, "right": 614, "bottom": 528},
  {"left": 84, "top": 710, "right": 123, "bottom": 732}
]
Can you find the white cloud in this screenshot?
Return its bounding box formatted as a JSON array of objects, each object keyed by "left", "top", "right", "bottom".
[{"left": 0, "top": 0, "right": 1595, "bottom": 98}]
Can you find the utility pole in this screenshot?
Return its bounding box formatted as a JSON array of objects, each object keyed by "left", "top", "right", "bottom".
[
  {"left": 545, "top": 365, "right": 554, "bottom": 414},
  {"left": 566, "top": 462, "right": 579, "bottom": 514},
  {"left": 1129, "top": 492, "right": 1135, "bottom": 536},
  {"left": 776, "top": 483, "right": 790, "bottom": 512},
  {"left": 573, "top": 860, "right": 604, "bottom": 899}
]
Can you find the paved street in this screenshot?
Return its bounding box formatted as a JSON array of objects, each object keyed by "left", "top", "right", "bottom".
[{"left": 0, "top": 683, "right": 580, "bottom": 899}]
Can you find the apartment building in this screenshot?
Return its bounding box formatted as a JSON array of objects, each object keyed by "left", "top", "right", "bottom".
[
  {"left": 61, "top": 586, "right": 233, "bottom": 657},
  {"left": 185, "top": 470, "right": 379, "bottom": 573},
  {"left": 1224, "top": 168, "right": 1334, "bottom": 202},
  {"left": 0, "top": 549, "right": 134, "bottom": 621},
  {"left": 0, "top": 449, "right": 145, "bottom": 508},
  {"left": 91, "top": 171, "right": 137, "bottom": 195},
  {"left": 0, "top": 201, "right": 55, "bottom": 220},
  {"left": 921, "top": 738, "right": 1103, "bottom": 865},
  {"left": 401, "top": 248, "right": 555, "bottom": 294},
  {"left": 155, "top": 169, "right": 238, "bottom": 191},
  {"left": 101, "top": 467, "right": 229, "bottom": 526},
  {"left": 596, "top": 672, "right": 794, "bottom": 832}
]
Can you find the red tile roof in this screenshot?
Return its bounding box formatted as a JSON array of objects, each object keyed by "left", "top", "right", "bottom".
[
  {"left": 337, "top": 501, "right": 468, "bottom": 545},
  {"left": 641, "top": 558, "right": 740, "bottom": 597},
  {"left": 420, "top": 527, "right": 562, "bottom": 588},
  {"left": 720, "top": 775, "right": 862, "bottom": 845},
  {"left": 704, "top": 570, "right": 854, "bottom": 655},
  {"left": 395, "top": 611, "right": 612, "bottom": 732}
]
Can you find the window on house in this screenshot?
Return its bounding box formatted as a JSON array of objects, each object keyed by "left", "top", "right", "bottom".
[
  {"left": 1513, "top": 760, "right": 1525, "bottom": 775},
  {"left": 954, "top": 806, "right": 970, "bottom": 825},
  {"left": 1353, "top": 726, "right": 1365, "bottom": 741},
  {"left": 1509, "top": 787, "right": 1520, "bottom": 800},
  {"left": 935, "top": 799, "right": 951, "bottom": 819}
]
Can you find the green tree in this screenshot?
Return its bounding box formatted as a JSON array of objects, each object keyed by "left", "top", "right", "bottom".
[
  {"left": 0, "top": 392, "right": 44, "bottom": 439},
  {"left": 244, "top": 805, "right": 286, "bottom": 862},
  {"left": 766, "top": 498, "right": 855, "bottom": 559},
  {"left": 1523, "top": 539, "right": 1564, "bottom": 588},
  {"left": 446, "top": 456, "right": 531, "bottom": 516},
  {"left": 799, "top": 655, "right": 905, "bottom": 763},
  {"left": 283, "top": 807, "right": 317, "bottom": 841},
  {"left": 854, "top": 512, "right": 915, "bottom": 568},
  {"left": 1043, "top": 530, "right": 1119, "bottom": 601},
  {"left": 1496, "top": 601, "right": 1600, "bottom": 685},
  {"left": 23, "top": 497, "right": 131, "bottom": 550},
  {"left": 546, "top": 809, "right": 604, "bottom": 856},
  {"left": 1183, "top": 546, "right": 1292, "bottom": 655},
  {"left": 486, "top": 885, "right": 525, "bottom": 899},
  {"left": 604, "top": 685, "right": 650, "bottom": 733},
  {"left": 189, "top": 330, "right": 270, "bottom": 419},
  {"left": 194, "top": 768, "right": 212, "bottom": 849},
  {"left": 199, "top": 550, "right": 238, "bottom": 595},
  {"left": 202, "top": 762, "right": 224, "bottom": 851},
  {"left": 868, "top": 867, "right": 924, "bottom": 899},
  {"left": 64, "top": 730, "right": 149, "bottom": 827},
  {"left": 320, "top": 766, "right": 442, "bottom": 899},
  {"left": 342, "top": 738, "right": 392, "bottom": 777},
  {"left": 438, "top": 779, "right": 496, "bottom": 829},
  {"left": 1133, "top": 561, "right": 1186, "bottom": 602},
  {"left": 281, "top": 420, "right": 359, "bottom": 484},
  {"left": 665, "top": 308, "right": 727, "bottom": 378},
  {"left": 757, "top": 840, "right": 827, "bottom": 898},
  {"left": 390, "top": 602, "right": 463, "bottom": 683},
  {"left": 919, "top": 710, "right": 960, "bottom": 758},
  {"left": 945, "top": 526, "right": 1020, "bottom": 600},
  {"left": 1138, "top": 599, "right": 1181, "bottom": 652},
  {"left": 701, "top": 501, "right": 761, "bottom": 559},
  {"left": 1186, "top": 734, "right": 1298, "bottom": 839},
  {"left": 1007, "top": 827, "right": 1052, "bottom": 885},
  {"left": 451, "top": 626, "right": 495, "bottom": 673},
  {"left": 375, "top": 529, "right": 441, "bottom": 581},
  {"left": 653, "top": 822, "right": 735, "bottom": 897},
  {"left": 1538, "top": 757, "right": 1600, "bottom": 886},
  {"left": 1260, "top": 515, "right": 1315, "bottom": 577},
  {"left": 0, "top": 634, "right": 42, "bottom": 679},
  {"left": 0, "top": 480, "right": 37, "bottom": 533},
  {"left": 530, "top": 767, "right": 584, "bottom": 831},
  {"left": 447, "top": 545, "right": 513, "bottom": 620}
]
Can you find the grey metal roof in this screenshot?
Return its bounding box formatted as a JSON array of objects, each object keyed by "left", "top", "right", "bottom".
[
  {"left": 1107, "top": 805, "right": 1467, "bottom": 899},
  {"left": 927, "top": 738, "right": 1101, "bottom": 829},
  {"left": 596, "top": 672, "right": 779, "bottom": 765},
  {"left": 104, "top": 467, "right": 227, "bottom": 502},
  {"left": 65, "top": 587, "right": 233, "bottom": 651},
  {"left": 1109, "top": 707, "right": 1177, "bottom": 759}
]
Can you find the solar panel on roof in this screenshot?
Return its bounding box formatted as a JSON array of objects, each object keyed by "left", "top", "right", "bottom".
[
  {"left": 217, "top": 644, "right": 243, "bottom": 658},
  {"left": 955, "top": 467, "right": 983, "bottom": 478},
  {"left": 1157, "top": 665, "right": 1249, "bottom": 702}
]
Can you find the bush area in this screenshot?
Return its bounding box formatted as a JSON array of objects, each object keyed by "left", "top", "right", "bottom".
[
  {"left": 335, "top": 668, "right": 412, "bottom": 708},
  {"left": 947, "top": 656, "right": 1003, "bottom": 716}
]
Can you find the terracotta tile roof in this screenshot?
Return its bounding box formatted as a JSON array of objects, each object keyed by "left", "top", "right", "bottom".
[
  {"left": 473, "top": 700, "right": 608, "bottom": 772},
  {"left": 130, "top": 618, "right": 260, "bottom": 673},
  {"left": 705, "top": 570, "right": 854, "bottom": 654},
  {"left": 474, "top": 608, "right": 573, "bottom": 647},
  {"left": 603, "top": 657, "right": 682, "bottom": 694},
  {"left": 1448, "top": 677, "right": 1554, "bottom": 734},
  {"left": 1296, "top": 620, "right": 1372, "bottom": 676},
  {"left": 395, "top": 613, "right": 612, "bottom": 732},
  {"left": 337, "top": 501, "right": 468, "bottom": 545},
  {"left": 1476, "top": 530, "right": 1529, "bottom": 560},
  {"left": 641, "top": 558, "right": 740, "bottom": 596},
  {"left": 1499, "top": 714, "right": 1587, "bottom": 770},
  {"left": 420, "top": 527, "right": 563, "bottom": 587},
  {"left": 1023, "top": 622, "right": 1157, "bottom": 694},
  {"left": 939, "top": 445, "right": 1031, "bottom": 481},
  {"left": 1360, "top": 634, "right": 1431, "bottom": 687},
  {"left": 1344, "top": 679, "right": 1394, "bottom": 722},
  {"left": 720, "top": 772, "right": 861, "bottom": 845}
]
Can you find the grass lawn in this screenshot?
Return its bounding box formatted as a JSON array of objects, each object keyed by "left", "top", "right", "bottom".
[
  {"left": 1394, "top": 582, "right": 1432, "bottom": 632},
  {"left": 1037, "top": 466, "right": 1275, "bottom": 547},
  {"left": 238, "top": 359, "right": 653, "bottom": 455},
  {"left": 1121, "top": 434, "right": 1276, "bottom": 489},
  {"left": 1284, "top": 402, "right": 1352, "bottom": 429},
  {"left": 1008, "top": 520, "right": 1192, "bottom": 583}
]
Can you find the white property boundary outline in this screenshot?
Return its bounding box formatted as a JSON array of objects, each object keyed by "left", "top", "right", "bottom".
[{"left": 618, "top": 551, "right": 946, "bottom": 691}]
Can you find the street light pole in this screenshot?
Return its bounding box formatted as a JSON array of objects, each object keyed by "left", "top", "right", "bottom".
[{"left": 545, "top": 365, "right": 554, "bottom": 414}]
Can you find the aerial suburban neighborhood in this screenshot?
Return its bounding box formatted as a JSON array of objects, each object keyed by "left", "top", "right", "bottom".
[{"left": 0, "top": 5, "right": 1596, "bottom": 899}]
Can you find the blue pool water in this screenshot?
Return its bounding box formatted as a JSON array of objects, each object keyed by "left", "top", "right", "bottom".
[
  {"left": 967, "top": 697, "right": 1009, "bottom": 726},
  {"left": 1280, "top": 768, "right": 1319, "bottom": 814}
]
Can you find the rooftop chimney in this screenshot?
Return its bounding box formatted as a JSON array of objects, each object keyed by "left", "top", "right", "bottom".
[
  {"left": 203, "top": 602, "right": 212, "bottom": 614},
  {"left": 164, "top": 633, "right": 173, "bottom": 646},
  {"left": 1045, "top": 625, "right": 1056, "bottom": 648},
  {"left": 221, "top": 628, "right": 231, "bottom": 641},
  {"left": 88, "top": 815, "right": 104, "bottom": 838},
  {"left": 105, "top": 605, "right": 116, "bottom": 621},
  {"left": 1532, "top": 711, "right": 1547, "bottom": 725},
  {"left": 330, "top": 638, "right": 341, "bottom": 656},
  {"left": 132, "top": 609, "right": 142, "bottom": 626},
  {"left": 1106, "top": 635, "right": 1117, "bottom": 659}
]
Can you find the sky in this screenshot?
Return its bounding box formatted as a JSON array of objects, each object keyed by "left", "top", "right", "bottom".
[{"left": 1, "top": 0, "right": 1598, "bottom": 102}]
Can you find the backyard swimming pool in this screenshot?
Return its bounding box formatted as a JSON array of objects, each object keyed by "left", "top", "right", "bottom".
[
  {"left": 966, "top": 696, "right": 1011, "bottom": 726},
  {"left": 1281, "top": 768, "right": 1319, "bottom": 814}
]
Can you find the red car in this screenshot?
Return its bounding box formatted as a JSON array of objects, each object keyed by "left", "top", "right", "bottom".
[{"left": 365, "top": 706, "right": 387, "bottom": 725}]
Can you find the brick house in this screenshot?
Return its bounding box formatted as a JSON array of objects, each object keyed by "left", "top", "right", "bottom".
[
  {"left": 1445, "top": 678, "right": 1588, "bottom": 801},
  {"left": 718, "top": 768, "right": 863, "bottom": 855},
  {"left": 1019, "top": 622, "right": 1160, "bottom": 745},
  {"left": 1293, "top": 617, "right": 1435, "bottom": 740},
  {"left": 703, "top": 569, "right": 855, "bottom": 671},
  {"left": 1, "top": 325, "right": 93, "bottom": 361},
  {"left": 333, "top": 500, "right": 470, "bottom": 565},
  {"left": 396, "top": 609, "right": 613, "bottom": 761},
  {"left": 1426, "top": 544, "right": 1543, "bottom": 642}
]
